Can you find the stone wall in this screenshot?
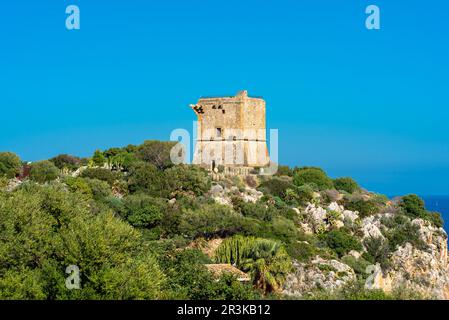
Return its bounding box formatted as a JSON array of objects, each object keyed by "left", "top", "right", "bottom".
[{"left": 191, "top": 90, "right": 269, "bottom": 168}]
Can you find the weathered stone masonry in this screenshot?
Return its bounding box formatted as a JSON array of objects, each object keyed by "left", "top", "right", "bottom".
[{"left": 190, "top": 90, "right": 270, "bottom": 169}]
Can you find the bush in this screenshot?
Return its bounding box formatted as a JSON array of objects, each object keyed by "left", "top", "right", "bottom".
[
  {"left": 91, "top": 150, "right": 106, "bottom": 167},
  {"left": 384, "top": 217, "right": 427, "bottom": 251},
  {"left": 127, "top": 163, "right": 168, "bottom": 197},
  {"left": 49, "top": 154, "right": 81, "bottom": 171},
  {"left": 400, "top": 194, "right": 444, "bottom": 228},
  {"left": 320, "top": 229, "right": 362, "bottom": 257},
  {"left": 232, "top": 199, "right": 274, "bottom": 222},
  {"left": 362, "top": 237, "right": 391, "bottom": 270},
  {"left": 84, "top": 178, "right": 112, "bottom": 200},
  {"left": 29, "top": 161, "right": 60, "bottom": 183},
  {"left": 80, "top": 168, "right": 122, "bottom": 185},
  {"left": 286, "top": 241, "right": 316, "bottom": 262},
  {"left": 64, "top": 177, "right": 93, "bottom": 199},
  {"left": 137, "top": 140, "right": 177, "bottom": 170},
  {"left": 0, "top": 152, "right": 22, "bottom": 178},
  {"left": 333, "top": 177, "right": 359, "bottom": 193},
  {"left": 122, "top": 194, "right": 165, "bottom": 228},
  {"left": 165, "top": 165, "right": 211, "bottom": 197},
  {"left": 258, "top": 178, "right": 294, "bottom": 199},
  {"left": 345, "top": 199, "right": 378, "bottom": 218},
  {"left": 293, "top": 167, "right": 333, "bottom": 190},
  {"left": 0, "top": 184, "right": 165, "bottom": 299},
  {"left": 275, "top": 165, "right": 293, "bottom": 177},
  {"left": 157, "top": 248, "right": 216, "bottom": 299},
  {"left": 179, "top": 204, "right": 242, "bottom": 239}
]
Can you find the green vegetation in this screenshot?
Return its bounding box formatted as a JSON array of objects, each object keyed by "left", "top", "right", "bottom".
[
  {"left": 292, "top": 167, "right": 333, "bottom": 190},
  {"left": 215, "top": 236, "right": 292, "bottom": 293},
  {"left": 319, "top": 229, "right": 362, "bottom": 257},
  {"left": 0, "top": 152, "right": 22, "bottom": 178},
  {"left": 0, "top": 141, "right": 444, "bottom": 300},
  {"left": 400, "top": 194, "right": 444, "bottom": 228},
  {"left": 333, "top": 177, "right": 360, "bottom": 193},
  {"left": 29, "top": 160, "right": 60, "bottom": 183}
]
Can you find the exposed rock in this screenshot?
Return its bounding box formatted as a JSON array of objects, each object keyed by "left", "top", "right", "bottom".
[
  {"left": 348, "top": 250, "right": 361, "bottom": 259},
  {"left": 342, "top": 210, "right": 359, "bottom": 223},
  {"left": 361, "top": 218, "right": 449, "bottom": 299},
  {"left": 210, "top": 184, "right": 224, "bottom": 195},
  {"left": 283, "top": 256, "right": 356, "bottom": 297},
  {"left": 361, "top": 215, "right": 385, "bottom": 240},
  {"left": 365, "top": 263, "right": 392, "bottom": 292}
]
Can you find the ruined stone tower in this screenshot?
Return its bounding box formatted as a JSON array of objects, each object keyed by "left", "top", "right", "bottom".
[{"left": 190, "top": 90, "right": 270, "bottom": 170}]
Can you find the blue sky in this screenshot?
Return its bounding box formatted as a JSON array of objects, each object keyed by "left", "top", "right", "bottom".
[{"left": 0, "top": 0, "right": 448, "bottom": 195}]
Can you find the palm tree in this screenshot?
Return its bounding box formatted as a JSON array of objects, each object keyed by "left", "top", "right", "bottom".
[{"left": 215, "top": 236, "right": 292, "bottom": 294}]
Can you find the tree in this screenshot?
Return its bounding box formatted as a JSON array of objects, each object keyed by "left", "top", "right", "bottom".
[
  {"left": 91, "top": 150, "right": 106, "bottom": 167},
  {"left": 29, "top": 161, "right": 60, "bottom": 183},
  {"left": 0, "top": 152, "right": 22, "bottom": 178},
  {"left": 165, "top": 164, "right": 211, "bottom": 197},
  {"left": 215, "top": 236, "right": 292, "bottom": 294},
  {"left": 49, "top": 154, "right": 81, "bottom": 171},
  {"left": 127, "top": 163, "right": 168, "bottom": 197},
  {"left": 122, "top": 194, "right": 164, "bottom": 228},
  {"left": 334, "top": 177, "right": 360, "bottom": 193},
  {"left": 137, "top": 140, "right": 176, "bottom": 170},
  {"left": 0, "top": 184, "right": 165, "bottom": 299},
  {"left": 320, "top": 229, "right": 362, "bottom": 257},
  {"left": 399, "top": 194, "right": 444, "bottom": 227},
  {"left": 293, "top": 167, "right": 333, "bottom": 190}
]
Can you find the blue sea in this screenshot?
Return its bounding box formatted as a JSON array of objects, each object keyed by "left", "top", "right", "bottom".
[{"left": 422, "top": 196, "right": 449, "bottom": 232}]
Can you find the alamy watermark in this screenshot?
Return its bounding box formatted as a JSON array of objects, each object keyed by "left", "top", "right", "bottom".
[
  {"left": 65, "top": 265, "right": 81, "bottom": 290},
  {"left": 169, "top": 123, "right": 279, "bottom": 175}
]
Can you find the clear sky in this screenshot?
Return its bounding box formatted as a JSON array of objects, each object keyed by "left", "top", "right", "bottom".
[{"left": 1, "top": 0, "right": 448, "bottom": 195}]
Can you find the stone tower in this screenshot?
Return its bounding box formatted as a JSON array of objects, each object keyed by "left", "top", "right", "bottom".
[{"left": 190, "top": 90, "right": 270, "bottom": 170}]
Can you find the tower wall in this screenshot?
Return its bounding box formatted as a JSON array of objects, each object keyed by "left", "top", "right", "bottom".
[{"left": 191, "top": 91, "right": 270, "bottom": 168}]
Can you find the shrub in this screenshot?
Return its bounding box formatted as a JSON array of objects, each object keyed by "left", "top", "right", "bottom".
[
  {"left": 345, "top": 199, "right": 378, "bottom": 218},
  {"left": 179, "top": 204, "right": 243, "bottom": 239},
  {"left": 400, "top": 194, "right": 425, "bottom": 218},
  {"left": 91, "top": 150, "right": 106, "bottom": 167},
  {"left": 84, "top": 178, "right": 112, "bottom": 200},
  {"left": 80, "top": 168, "right": 122, "bottom": 185},
  {"left": 0, "top": 152, "right": 22, "bottom": 178},
  {"left": 137, "top": 140, "right": 177, "bottom": 170},
  {"left": 29, "top": 161, "right": 60, "bottom": 183},
  {"left": 320, "top": 229, "right": 362, "bottom": 257},
  {"left": 275, "top": 165, "right": 293, "bottom": 177},
  {"left": 122, "top": 194, "right": 165, "bottom": 228},
  {"left": 64, "top": 177, "right": 93, "bottom": 199},
  {"left": 157, "top": 248, "right": 216, "bottom": 299},
  {"left": 286, "top": 241, "right": 316, "bottom": 262},
  {"left": 333, "top": 177, "right": 360, "bottom": 193},
  {"left": 258, "top": 178, "right": 294, "bottom": 199},
  {"left": 362, "top": 237, "right": 391, "bottom": 270},
  {"left": 400, "top": 194, "right": 444, "bottom": 228},
  {"left": 127, "top": 163, "right": 168, "bottom": 197},
  {"left": 293, "top": 167, "right": 333, "bottom": 190},
  {"left": 165, "top": 165, "right": 211, "bottom": 197},
  {"left": 232, "top": 199, "right": 274, "bottom": 222},
  {"left": 0, "top": 184, "right": 165, "bottom": 299},
  {"left": 384, "top": 218, "right": 427, "bottom": 251},
  {"left": 49, "top": 154, "right": 81, "bottom": 171}
]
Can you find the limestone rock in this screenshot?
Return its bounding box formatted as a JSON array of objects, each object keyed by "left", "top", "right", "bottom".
[{"left": 283, "top": 257, "right": 356, "bottom": 297}]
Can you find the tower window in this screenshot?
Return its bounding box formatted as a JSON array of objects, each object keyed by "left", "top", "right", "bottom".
[{"left": 216, "top": 128, "right": 222, "bottom": 138}]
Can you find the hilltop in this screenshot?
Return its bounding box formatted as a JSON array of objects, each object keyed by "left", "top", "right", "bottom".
[{"left": 0, "top": 140, "right": 447, "bottom": 299}]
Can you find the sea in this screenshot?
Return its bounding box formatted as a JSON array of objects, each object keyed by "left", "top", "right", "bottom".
[{"left": 422, "top": 196, "right": 449, "bottom": 232}]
